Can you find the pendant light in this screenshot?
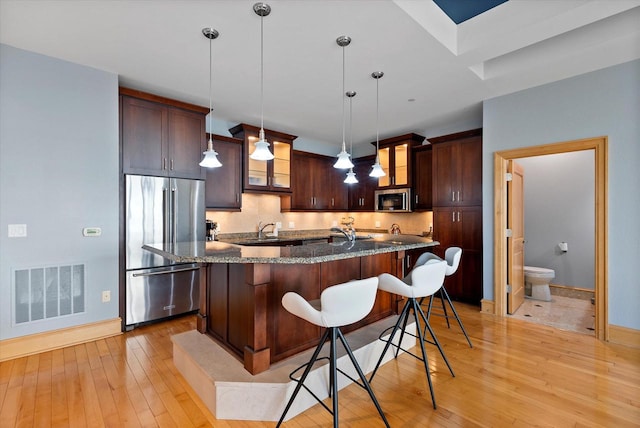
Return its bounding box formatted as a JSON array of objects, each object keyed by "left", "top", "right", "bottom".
[
  {"left": 344, "top": 91, "right": 358, "bottom": 184},
  {"left": 369, "top": 71, "right": 386, "bottom": 178},
  {"left": 249, "top": 2, "right": 275, "bottom": 161},
  {"left": 333, "top": 36, "right": 354, "bottom": 169},
  {"left": 199, "top": 27, "right": 222, "bottom": 168}
]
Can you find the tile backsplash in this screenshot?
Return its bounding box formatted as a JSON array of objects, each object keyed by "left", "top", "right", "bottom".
[{"left": 207, "top": 193, "right": 433, "bottom": 236}]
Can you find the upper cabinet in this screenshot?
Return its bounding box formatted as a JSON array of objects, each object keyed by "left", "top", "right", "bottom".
[
  {"left": 204, "top": 134, "right": 243, "bottom": 210},
  {"left": 348, "top": 156, "right": 377, "bottom": 211},
  {"left": 285, "top": 151, "right": 348, "bottom": 212},
  {"left": 374, "top": 133, "right": 424, "bottom": 188},
  {"left": 430, "top": 129, "right": 482, "bottom": 207},
  {"left": 120, "top": 88, "right": 208, "bottom": 180},
  {"left": 229, "top": 123, "right": 295, "bottom": 194},
  {"left": 412, "top": 145, "right": 432, "bottom": 211}
]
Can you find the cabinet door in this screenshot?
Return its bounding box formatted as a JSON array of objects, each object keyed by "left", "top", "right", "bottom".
[
  {"left": 348, "top": 160, "right": 376, "bottom": 211},
  {"left": 329, "top": 165, "right": 349, "bottom": 210},
  {"left": 413, "top": 147, "right": 432, "bottom": 210},
  {"left": 121, "top": 96, "right": 167, "bottom": 175},
  {"left": 167, "top": 108, "right": 206, "bottom": 179},
  {"left": 271, "top": 138, "right": 291, "bottom": 190},
  {"left": 432, "top": 141, "right": 456, "bottom": 206},
  {"left": 205, "top": 136, "right": 242, "bottom": 209},
  {"left": 458, "top": 136, "right": 483, "bottom": 206},
  {"left": 290, "top": 154, "right": 314, "bottom": 210}
]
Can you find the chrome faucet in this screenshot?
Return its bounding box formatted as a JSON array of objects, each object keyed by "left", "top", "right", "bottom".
[
  {"left": 331, "top": 227, "right": 355, "bottom": 242},
  {"left": 258, "top": 221, "right": 275, "bottom": 239}
]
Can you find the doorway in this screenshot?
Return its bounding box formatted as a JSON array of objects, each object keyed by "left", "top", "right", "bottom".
[{"left": 493, "top": 136, "right": 608, "bottom": 341}]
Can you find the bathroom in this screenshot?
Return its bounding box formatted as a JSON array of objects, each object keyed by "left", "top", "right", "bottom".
[{"left": 509, "top": 150, "right": 596, "bottom": 334}]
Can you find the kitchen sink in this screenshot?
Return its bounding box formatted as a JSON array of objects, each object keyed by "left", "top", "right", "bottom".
[{"left": 230, "top": 238, "right": 303, "bottom": 247}]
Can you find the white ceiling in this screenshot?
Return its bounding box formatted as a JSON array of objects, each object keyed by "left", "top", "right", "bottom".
[{"left": 1, "top": 0, "right": 639, "bottom": 157}]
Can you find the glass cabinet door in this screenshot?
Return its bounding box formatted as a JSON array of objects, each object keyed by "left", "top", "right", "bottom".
[
  {"left": 272, "top": 140, "right": 290, "bottom": 189},
  {"left": 246, "top": 135, "right": 269, "bottom": 187},
  {"left": 394, "top": 143, "right": 408, "bottom": 186},
  {"left": 377, "top": 147, "right": 391, "bottom": 187}
]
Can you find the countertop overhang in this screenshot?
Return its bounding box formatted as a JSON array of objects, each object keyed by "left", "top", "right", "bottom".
[{"left": 142, "top": 233, "right": 438, "bottom": 264}]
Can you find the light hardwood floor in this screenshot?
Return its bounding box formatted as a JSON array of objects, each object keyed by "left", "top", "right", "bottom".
[{"left": 1, "top": 302, "right": 638, "bottom": 427}]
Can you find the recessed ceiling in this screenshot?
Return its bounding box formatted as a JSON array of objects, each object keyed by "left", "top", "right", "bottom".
[
  {"left": 1, "top": 1, "right": 638, "bottom": 157},
  {"left": 433, "top": 0, "right": 509, "bottom": 24}
]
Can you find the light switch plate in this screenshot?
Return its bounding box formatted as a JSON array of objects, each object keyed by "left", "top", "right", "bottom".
[{"left": 8, "top": 224, "right": 27, "bottom": 237}]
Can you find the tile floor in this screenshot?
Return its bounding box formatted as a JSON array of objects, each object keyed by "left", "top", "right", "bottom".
[{"left": 508, "top": 288, "right": 595, "bottom": 335}]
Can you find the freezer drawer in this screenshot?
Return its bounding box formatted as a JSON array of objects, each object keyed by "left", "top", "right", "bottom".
[{"left": 126, "top": 264, "right": 200, "bottom": 327}]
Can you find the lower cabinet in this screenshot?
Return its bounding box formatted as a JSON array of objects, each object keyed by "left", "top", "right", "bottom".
[{"left": 432, "top": 206, "right": 483, "bottom": 303}]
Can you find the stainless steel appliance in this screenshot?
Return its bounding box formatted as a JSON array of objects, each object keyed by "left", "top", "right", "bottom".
[
  {"left": 125, "top": 175, "right": 204, "bottom": 328},
  {"left": 374, "top": 188, "right": 412, "bottom": 212}
]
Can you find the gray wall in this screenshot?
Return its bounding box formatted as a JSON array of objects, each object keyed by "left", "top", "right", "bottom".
[
  {"left": 518, "top": 152, "right": 595, "bottom": 290},
  {"left": 483, "top": 59, "right": 640, "bottom": 329},
  {"left": 0, "top": 44, "right": 119, "bottom": 339}
]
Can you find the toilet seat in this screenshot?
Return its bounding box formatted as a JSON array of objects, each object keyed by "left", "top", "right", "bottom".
[{"left": 524, "top": 266, "right": 555, "bottom": 278}]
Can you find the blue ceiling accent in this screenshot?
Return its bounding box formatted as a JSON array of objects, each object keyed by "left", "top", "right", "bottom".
[{"left": 433, "top": 0, "right": 509, "bottom": 24}]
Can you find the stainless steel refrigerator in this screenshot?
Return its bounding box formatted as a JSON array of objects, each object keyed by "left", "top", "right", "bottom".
[{"left": 125, "top": 174, "right": 204, "bottom": 328}]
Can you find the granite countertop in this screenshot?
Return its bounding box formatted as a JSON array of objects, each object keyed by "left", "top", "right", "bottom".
[{"left": 142, "top": 233, "right": 438, "bottom": 265}]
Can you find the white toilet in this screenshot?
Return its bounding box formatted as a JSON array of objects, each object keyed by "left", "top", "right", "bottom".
[{"left": 524, "top": 266, "right": 555, "bottom": 301}]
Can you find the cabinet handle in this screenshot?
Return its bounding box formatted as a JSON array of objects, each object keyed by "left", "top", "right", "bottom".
[
  {"left": 452, "top": 191, "right": 455, "bottom": 202},
  {"left": 163, "top": 157, "right": 167, "bottom": 170},
  {"left": 170, "top": 159, "right": 174, "bottom": 171},
  {"left": 392, "top": 176, "right": 395, "bottom": 185},
  {"left": 415, "top": 195, "right": 419, "bottom": 204},
  {"left": 331, "top": 197, "right": 334, "bottom": 206},
  {"left": 236, "top": 193, "right": 239, "bottom": 203},
  {"left": 457, "top": 211, "right": 460, "bottom": 222},
  {"left": 452, "top": 211, "right": 455, "bottom": 222},
  {"left": 457, "top": 191, "right": 460, "bottom": 201}
]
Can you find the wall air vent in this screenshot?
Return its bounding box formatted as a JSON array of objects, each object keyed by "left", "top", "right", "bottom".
[{"left": 13, "top": 264, "right": 86, "bottom": 324}]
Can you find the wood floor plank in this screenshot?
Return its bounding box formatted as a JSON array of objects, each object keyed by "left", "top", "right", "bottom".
[{"left": 0, "top": 306, "right": 638, "bottom": 427}]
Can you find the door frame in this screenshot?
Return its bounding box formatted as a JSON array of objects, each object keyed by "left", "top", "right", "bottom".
[{"left": 493, "top": 136, "right": 608, "bottom": 340}]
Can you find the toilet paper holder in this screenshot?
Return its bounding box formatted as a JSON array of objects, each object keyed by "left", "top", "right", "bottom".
[{"left": 558, "top": 242, "right": 568, "bottom": 252}]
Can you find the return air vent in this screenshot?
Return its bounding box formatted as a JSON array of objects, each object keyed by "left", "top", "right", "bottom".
[{"left": 13, "top": 264, "right": 85, "bottom": 324}]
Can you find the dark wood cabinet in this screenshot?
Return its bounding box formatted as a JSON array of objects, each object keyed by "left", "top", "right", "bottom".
[
  {"left": 204, "top": 134, "right": 242, "bottom": 210},
  {"left": 431, "top": 129, "right": 482, "bottom": 207},
  {"left": 229, "top": 123, "right": 295, "bottom": 194},
  {"left": 348, "top": 156, "right": 377, "bottom": 211},
  {"left": 430, "top": 128, "right": 483, "bottom": 304},
  {"left": 120, "top": 88, "right": 207, "bottom": 180},
  {"left": 412, "top": 145, "right": 432, "bottom": 211},
  {"left": 373, "top": 133, "right": 424, "bottom": 189},
  {"left": 287, "top": 150, "right": 348, "bottom": 211}
]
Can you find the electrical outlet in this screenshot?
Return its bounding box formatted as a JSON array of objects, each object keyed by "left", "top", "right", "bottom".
[
  {"left": 375, "top": 221, "right": 381, "bottom": 228},
  {"left": 288, "top": 221, "right": 295, "bottom": 229},
  {"left": 275, "top": 222, "right": 282, "bottom": 229},
  {"left": 101, "top": 290, "right": 111, "bottom": 303}
]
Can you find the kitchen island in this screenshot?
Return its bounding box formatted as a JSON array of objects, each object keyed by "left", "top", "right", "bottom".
[{"left": 143, "top": 233, "right": 437, "bottom": 374}]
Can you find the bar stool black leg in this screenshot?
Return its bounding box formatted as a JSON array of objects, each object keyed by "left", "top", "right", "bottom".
[
  {"left": 369, "top": 301, "right": 411, "bottom": 382},
  {"left": 277, "top": 329, "right": 330, "bottom": 427},
  {"left": 337, "top": 329, "right": 390, "bottom": 427},
  {"left": 410, "top": 298, "right": 437, "bottom": 409}
]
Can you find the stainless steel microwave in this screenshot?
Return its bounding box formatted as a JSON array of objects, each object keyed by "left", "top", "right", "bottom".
[{"left": 374, "top": 188, "right": 412, "bottom": 212}]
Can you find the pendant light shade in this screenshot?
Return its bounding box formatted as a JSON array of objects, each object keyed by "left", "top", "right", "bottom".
[
  {"left": 250, "top": 2, "right": 275, "bottom": 161},
  {"left": 199, "top": 27, "right": 222, "bottom": 168},
  {"left": 344, "top": 91, "right": 358, "bottom": 184},
  {"left": 369, "top": 71, "right": 386, "bottom": 178},
  {"left": 334, "top": 35, "right": 353, "bottom": 169}
]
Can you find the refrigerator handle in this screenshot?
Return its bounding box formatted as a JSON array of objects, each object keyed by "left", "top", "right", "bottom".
[
  {"left": 171, "top": 186, "right": 177, "bottom": 245},
  {"left": 162, "top": 187, "right": 169, "bottom": 243}
]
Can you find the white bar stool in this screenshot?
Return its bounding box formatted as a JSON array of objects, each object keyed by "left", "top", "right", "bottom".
[
  {"left": 415, "top": 247, "right": 473, "bottom": 348},
  {"left": 369, "top": 260, "right": 454, "bottom": 409},
  {"left": 276, "top": 277, "right": 390, "bottom": 428}
]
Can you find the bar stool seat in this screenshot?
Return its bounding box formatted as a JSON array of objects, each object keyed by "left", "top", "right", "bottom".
[
  {"left": 369, "top": 260, "right": 454, "bottom": 409},
  {"left": 276, "top": 277, "right": 389, "bottom": 427},
  {"left": 416, "top": 247, "right": 473, "bottom": 348}
]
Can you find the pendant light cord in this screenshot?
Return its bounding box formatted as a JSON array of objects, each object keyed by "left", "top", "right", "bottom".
[
  {"left": 341, "top": 46, "right": 346, "bottom": 146},
  {"left": 349, "top": 94, "right": 353, "bottom": 155},
  {"left": 260, "top": 13, "right": 264, "bottom": 131},
  {"left": 209, "top": 36, "right": 213, "bottom": 144},
  {"left": 375, "top": 76, "right": 380, "bottom": 160}
]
